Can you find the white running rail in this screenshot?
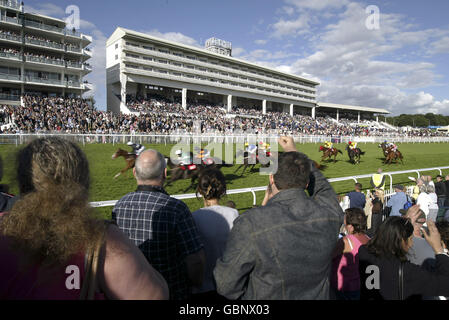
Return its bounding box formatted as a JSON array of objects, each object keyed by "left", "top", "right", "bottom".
[{"left": 90, "top": 166, "right": 449, "bottom": 208}]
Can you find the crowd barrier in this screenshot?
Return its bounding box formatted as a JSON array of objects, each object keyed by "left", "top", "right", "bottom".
[
  {"left": 1, "top": 133, "right": 449, "bottom": 146},
  {"left": 89, "top": 166, "right": 449, "bottom": 209}
]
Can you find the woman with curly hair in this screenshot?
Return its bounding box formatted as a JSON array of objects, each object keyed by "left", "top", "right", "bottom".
[
  {"left": 190, "top": 167, "right": 238, "bottom": 301},
  {"left": 0, "top": 137, "right": 168, "bottom": 300}
]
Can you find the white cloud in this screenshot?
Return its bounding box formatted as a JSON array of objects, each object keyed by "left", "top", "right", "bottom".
[
  {"left": 272, "top": 1, "right": 449, "bottom": 115},
  {"left": 232, "top": 47, "right": 246, "bottom": 57},
  {"left": 429, "top": 36, "right": 449, "bottom": 54},
  {"left": 270, "top": 14, "right": 311, "bottom": 38},
  {"left": 254, "top": 39, "right": 267, "bottom": 45},
  {"left": 142, "top": 30, "right": 201, "bottom": 48}
]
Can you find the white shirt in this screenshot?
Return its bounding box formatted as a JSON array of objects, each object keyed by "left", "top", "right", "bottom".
[
  {"left": 191, "top": 205, "right": 239, "bottom": 293},
  {"left": 417, "top": 192, "right": 432, "bottom": 216}
]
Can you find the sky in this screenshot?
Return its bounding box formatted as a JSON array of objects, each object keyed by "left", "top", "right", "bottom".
[{"left": 23, "top": 0, "right": 449, "bottom": 115}]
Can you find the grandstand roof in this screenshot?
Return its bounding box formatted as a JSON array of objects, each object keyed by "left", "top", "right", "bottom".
[
  {"left": 317, "top": 102, "right": 390, "bottom": 114},
  {"left": 107, "top": 27, "right": 320, "bottom": 86}
]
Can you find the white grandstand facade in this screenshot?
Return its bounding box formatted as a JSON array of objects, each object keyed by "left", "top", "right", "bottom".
[
  {"left": 106, "top": 27, "right": 324, "bottom": 117},
  {"left": 0, "top": 0, "right": 92, "bottom": 105}
]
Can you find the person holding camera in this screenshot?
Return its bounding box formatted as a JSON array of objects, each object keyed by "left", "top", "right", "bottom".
[{"left": 359, "top": 205, "right": 449, "bottom": 300}]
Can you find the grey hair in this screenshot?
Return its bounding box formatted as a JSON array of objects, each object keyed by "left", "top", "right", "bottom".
[{"left": 135, "top": 150, "right": 166, "bottom": 181}]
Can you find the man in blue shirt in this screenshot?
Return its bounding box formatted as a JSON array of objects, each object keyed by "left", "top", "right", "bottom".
[
  {"left": 386, "top": 185, "right": 408, "bottom": 217},
  {"left": 347, "top": 183, "right": 366, "bottom": 209}
]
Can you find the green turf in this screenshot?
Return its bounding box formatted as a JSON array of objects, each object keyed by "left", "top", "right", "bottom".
[{"left": 1, "top": 141, "right": 449, "bottom": 218}]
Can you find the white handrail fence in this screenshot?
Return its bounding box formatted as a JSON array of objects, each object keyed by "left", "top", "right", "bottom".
[
  {"left": 1, "top": 133, "right": 449, "bottom": 146},
  {"left": 89, "top": 166, "right": 449, "bottom": 209}
]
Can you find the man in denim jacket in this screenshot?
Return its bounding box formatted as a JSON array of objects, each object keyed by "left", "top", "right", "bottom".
[{"left": 214, "top": 137, "right": 344, "bottom": 300}]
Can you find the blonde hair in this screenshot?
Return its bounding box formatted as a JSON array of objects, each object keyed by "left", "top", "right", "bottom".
[
  {"left": 0, "top": 137, "right": 104, "bottom": 266},
  {"left": 375, "top": 188, "right": 385, "bottom": 204}
]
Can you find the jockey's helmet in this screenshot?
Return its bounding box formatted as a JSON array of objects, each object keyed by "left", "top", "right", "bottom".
[
  {"left": 127, "top": 141, "right": 134, "bottom": 146},
  {"left": 175, "top": 150, "right": 182, "bottom": 156}
]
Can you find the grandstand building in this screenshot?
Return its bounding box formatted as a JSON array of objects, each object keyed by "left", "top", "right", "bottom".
[
  {"left": 0, "top": 0, "right": 92, "bottom": 105},
  {"left": 106, "top": 27, "right": 320, "bottom": 116}
]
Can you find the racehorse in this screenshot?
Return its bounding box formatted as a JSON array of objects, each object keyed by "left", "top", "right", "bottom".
[
  {"left": 234, "top": 149, "right": 271, "bottom": 175},
  {"left": 346, "top": 146, "right": 365, "bottom": 165},
  {"left": 112, "top": 148, "right": 136, "bottom": 179},
  {"left": 384, "top": 148, "right": 404, "bottom": 165},
  {"left": 379, "top": 142, "right": 389, "bottom": 158},
  {"left": 319, "top": 146, "right": 342, "bottom": 163},
  {"left": 164, "top": 154, "right": 231, "bottom": 192}
]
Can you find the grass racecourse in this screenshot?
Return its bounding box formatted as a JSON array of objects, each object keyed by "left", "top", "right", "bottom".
[{"left": 1, "top": 141, "right": 449, "bottom": 218}]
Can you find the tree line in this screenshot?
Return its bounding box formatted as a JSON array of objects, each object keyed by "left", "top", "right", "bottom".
[{"left": 385, "top": 113, "right": 449, "bottom": 128}]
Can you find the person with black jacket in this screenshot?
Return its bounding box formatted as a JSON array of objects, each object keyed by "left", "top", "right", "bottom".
[
  {"left": 435, "top": 175, "right": 447, "bottom": 221},
  {"left": 359, "top": 205, "right": 449, "bottom": 300}
]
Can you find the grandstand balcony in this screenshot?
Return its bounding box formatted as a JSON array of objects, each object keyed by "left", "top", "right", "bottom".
[
  {"left": 0, "top": 15, "right": 20, "bottom": 26},
  {"left": 24, "top": 55, "right": 65, "bottom": 67},
  {"left": 24, "top": 76, "right": 66, "bottom": 87},
  {"left": 0, "top": 72, "right": 22, "bottom": 83},
  {"left": 122, "top": 66, "right": 316, "bottom": 104},
  {"left": 0, "top": 32, "right": 21, "bottom": 44},
  {"left": 0, "top": 51, "right": 21, "bottom": 61},
  {"left": 122, "top": 44, "right": 317, "bottom": 95},
  {"left": 24, "top": 19, "right": 65, "bottom": 35},
  {"left": 0, "top": 92, "right": 20, "bottom": 101},
  {"left": 25, "top": 37, "right": 65, "bottom": 52},
  {"left": 0, "top": 0, "right": 20, "bottom": 10},
  {"left": 123, "top": 56, "right": 316, "bottom": 101}
]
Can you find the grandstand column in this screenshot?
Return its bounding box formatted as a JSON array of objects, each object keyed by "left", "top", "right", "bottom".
[
  {"left": 227, "top": 95, "right": 232, "bottom": 112},
  {"left": 358, "top": 111, "right": 361, "bottom": 123},
  {"left": 376, "top": 115, "right": 379, "bottom": 123},
  {"left": 290, "top": 104, "right": 294, "bottom": 117},
  {"left": 312, "top": 106, "right": 316, "bottom": 119},
  {"left": 336, "top": 109, "right": 339, "bottom": 122},
  {"left": 262, "top": 100, "right": 267, "bottom": 115},
  {"left": 182, "top": 88, "right": 187, "bottom": 110}
]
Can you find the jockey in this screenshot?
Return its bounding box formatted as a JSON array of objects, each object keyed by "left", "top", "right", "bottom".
[
  {"left": 387, "top": 142, "right": 398, "bottom": 152},
  {"left": 349, "top": 141, "right": 358, "bottom": 150},
  {"left": 175, "top": 150, "right": 192, "bottom": 166},
  {"left": 245, "top": 142, "right": 258, "bottom": 155},
  {"left": 324, "top": 141, "right": 333, "bottom": 150},
  {"left": 127, "top": 141, "right": 145, "bottom": 156}
]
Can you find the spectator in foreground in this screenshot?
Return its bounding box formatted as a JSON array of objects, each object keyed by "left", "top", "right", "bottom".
[
  {"left": 347, "top": 183, "right": 366, "bottom": 209},
  {"left": 112, "top": 149, "right": 205, "bottom": 300},
  {"left": 367, "top": 188, "right": 384, "bottom": 237},
  {"left": 435, "top": 175, "right": 447, "bottom": 221},
  {"left": 0, "top": 155, "right": 15, "bottom": 216},
  {"left": 330, "top": 208, "right": 370, "bottom": 300},
  {"left": 385, "top": 185, "right": 408, "bottom": 217},
  {"left": 191, "top": 168, "right": 239, "bottom": 301},
  {"left": 0, "top": 137, "right": 168, "bottom": 300},
  {"left": 359, "top": 206, "right": 449, "bottom": 300},
  {"left": 214, "top": 137, "right": 344, "bottom": 300},
  {"left": 402, "top": 207, "right": 435, "bottom": 268}
]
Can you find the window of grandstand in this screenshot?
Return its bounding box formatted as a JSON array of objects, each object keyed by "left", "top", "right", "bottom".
[
  {"left": 143, "top": 56, "right": 152, "bottom": 61},
  {"left": 143, "top": 45, "right": 154, "bottom": 51},
  {"left": 158, "top": 48, "right": 169, "bottom": 54}
]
